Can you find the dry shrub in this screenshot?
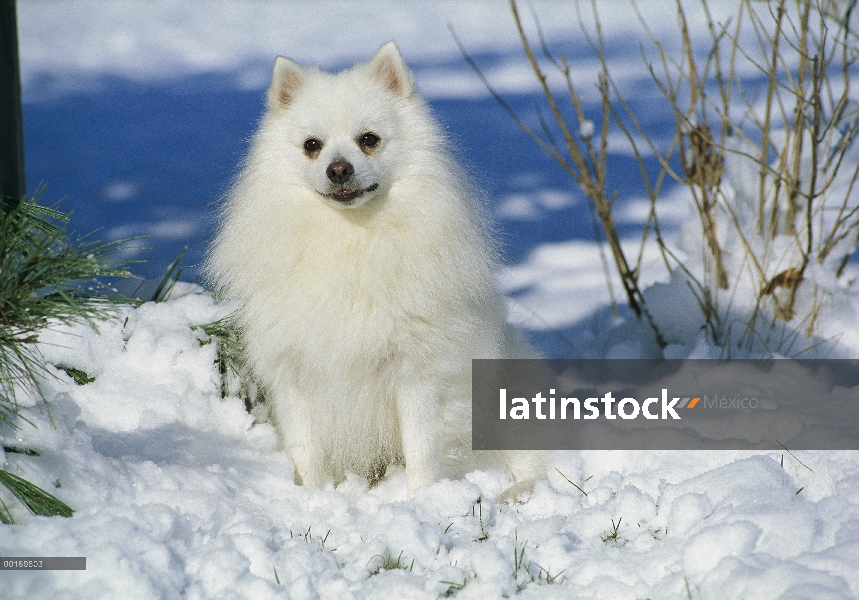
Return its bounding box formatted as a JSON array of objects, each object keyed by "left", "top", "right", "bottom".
[{"left": 494, "top": 0, "right": 859, "bottom": 356}]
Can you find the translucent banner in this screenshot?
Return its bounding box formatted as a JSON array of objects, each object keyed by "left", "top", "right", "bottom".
[{"left": 472, "top": 359, "right": 859, "bottom": 450}]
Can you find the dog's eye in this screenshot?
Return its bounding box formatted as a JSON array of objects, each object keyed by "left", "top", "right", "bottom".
[
  {"left": 359, "top": 132, "right": 380, "bottom": 149},
  {"left": 303, "top": 138, "right": 322, "bottom": 155}
]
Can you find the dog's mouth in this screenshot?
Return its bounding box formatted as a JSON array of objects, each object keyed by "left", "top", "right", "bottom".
[{"left": 326, "top": 183, "right": 379, "bottom": 204}]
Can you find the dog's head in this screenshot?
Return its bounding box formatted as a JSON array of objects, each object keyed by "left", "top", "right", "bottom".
[{"left": 263, "top": 42, "right": 416, "bottom": 210}]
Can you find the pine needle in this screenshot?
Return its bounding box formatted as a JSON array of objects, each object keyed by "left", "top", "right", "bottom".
[
  {"left": 0, "top": 469, "right": 75, "bottom": 519},
  {"left": 0, "top": 190, "right": 134, "bottom": 427},
  {"left": 193, "top": 314, "right": 265, "bottom": 411},
  {"left": 148, "top": 246, "right": 187, "bottom": 303}
]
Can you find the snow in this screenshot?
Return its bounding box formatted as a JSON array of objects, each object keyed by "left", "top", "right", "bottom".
[
  {"left": 4, "top": 0, "right": 859, "bottom": 598},
  {"left": 8, "top": 322, "right": 859, "bottom": 599}
]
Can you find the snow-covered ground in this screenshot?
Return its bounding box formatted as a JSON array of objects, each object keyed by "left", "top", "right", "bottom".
[
  {"left": 5, "top": 286, "right": 859, "bottom": 599},
  {"left": 4, "top": 1, "right": 859, "bottom": 598}
]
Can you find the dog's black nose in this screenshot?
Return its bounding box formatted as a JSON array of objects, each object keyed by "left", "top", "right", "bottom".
[{"left": 326, "top": 161, "right": 354, "bottom": 184}]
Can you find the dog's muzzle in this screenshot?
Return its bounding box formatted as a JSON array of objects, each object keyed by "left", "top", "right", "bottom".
[{"left": 325, "top": 159, "right": 379, "bottom": 203}]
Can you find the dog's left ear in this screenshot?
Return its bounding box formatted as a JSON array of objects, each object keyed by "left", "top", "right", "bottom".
[{"left": 369, "top": 42, "right": 414, "bottom": 98}]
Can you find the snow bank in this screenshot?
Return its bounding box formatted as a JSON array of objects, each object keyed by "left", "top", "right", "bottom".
[
  {"left": 1, "top": 287, "right": 858, "bottom": 599},
  {"left": 17, "top": 0, "right": 746, "bottom": 101}
]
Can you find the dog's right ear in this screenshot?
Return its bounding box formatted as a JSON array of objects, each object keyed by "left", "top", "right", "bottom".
[{"left": 267, "top": 56, "right": 305, "bottom": 111}]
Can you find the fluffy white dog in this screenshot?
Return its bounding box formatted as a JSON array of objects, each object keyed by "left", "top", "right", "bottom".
[{"left": 208, "top": 42, "right": 538, "bottom": 495}]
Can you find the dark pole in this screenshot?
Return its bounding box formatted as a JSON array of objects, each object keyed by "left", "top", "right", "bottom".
[{"left": 1, "top": 0, "right": 25, "bottom": 205}]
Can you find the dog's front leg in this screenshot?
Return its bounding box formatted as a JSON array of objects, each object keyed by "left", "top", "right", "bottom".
[
  {"left": 270, "top": 390, "right": 331, "bottom": 489},
  {"left": 396, "top": 384, "right": 444, "bottom": 495}
]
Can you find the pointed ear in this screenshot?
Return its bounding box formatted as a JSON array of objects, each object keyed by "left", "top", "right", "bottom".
[
  {"left": 368, "top": 41, "right": 414, "bottom": 97},
  {"left": 267, "top": 56, "right": 305, "bottom": 111}
]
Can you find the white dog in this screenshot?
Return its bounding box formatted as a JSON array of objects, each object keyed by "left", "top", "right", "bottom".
[{"left": 208, "top": 42, "right": 538, "bottom": 495}]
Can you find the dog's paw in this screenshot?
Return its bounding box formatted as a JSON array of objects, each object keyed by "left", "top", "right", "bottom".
[
  {"left": 500, "top": 479, "right": 536, "bottom": 504},
  {"left": 293, "top": 465, "right": 334, "bottom": 489}
]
